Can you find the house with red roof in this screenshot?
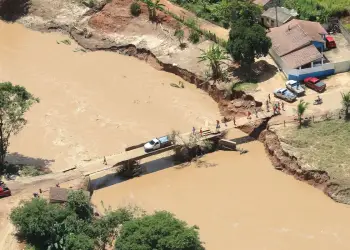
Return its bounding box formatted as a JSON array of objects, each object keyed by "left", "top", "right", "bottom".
[{"left": 267, "top": 19, "right": 337, "bottom": 80}]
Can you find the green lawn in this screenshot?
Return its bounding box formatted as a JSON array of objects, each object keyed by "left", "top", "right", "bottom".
[
  {"left": 232, "top": 82, "right": 257, "bottom": 92},
  {"left": 281, "top": 120, "right": 350, "bottom": 185}
]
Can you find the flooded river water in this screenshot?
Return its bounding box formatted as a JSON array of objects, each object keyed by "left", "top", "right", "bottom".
[
  {"left": 92, "top": 130, "right": 350, "bottom": 250},
  {"left": 0, "top": 21, "right": 219, "bottom": 172},
  {"left": 1, "top": 21, "right": 350, "bottom": 250}
]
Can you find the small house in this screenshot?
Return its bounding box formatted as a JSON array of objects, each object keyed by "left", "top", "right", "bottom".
[
  {"left": 49, "top": 187, "right": 90, "bottom": 203},
  {"left": 253, "top": 0, "right": 274, "bottom": 10},
  {"left": 261, "top": 7, "right": 298, "bottom": 28},
  {"left": 267, "top": 19, "right": 331, "bottom": 79}
]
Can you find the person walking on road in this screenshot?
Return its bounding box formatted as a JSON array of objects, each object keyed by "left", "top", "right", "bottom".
[
  {"left": 192, "top": 126, "right": 196, "bottom": 135},
  {"left": 103, "top": 156, "right": 107, "bottom": 165},
  {"left": 268, "top": 94, "right": 271, "bottom": 103},
  {"left": 233, "top": 116, "right": 236, "bottom": 126},
  {"left": 216, "top": 120, "right": 220, "bottom": 132},
  {"left": 281, "top": 102, "right": 285, "bottom": 111},
  {"left": 199, "top": 127, "right": 203, "bottom": 137}
]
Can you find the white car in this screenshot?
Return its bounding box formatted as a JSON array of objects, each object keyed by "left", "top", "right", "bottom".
[
  {"left": 286, "top": 80, "right": 305, "bottom": 96},
  {"left": 144, "top": 136, "right": 172, "bottom": 152}
]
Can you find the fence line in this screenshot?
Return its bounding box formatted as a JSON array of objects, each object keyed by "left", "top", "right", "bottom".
[
  {"left": 339, "top": 21, "right": 350, "bottom": 44},
  {"left": 269, "top": 109, "right": 346, "bottom": 128}
]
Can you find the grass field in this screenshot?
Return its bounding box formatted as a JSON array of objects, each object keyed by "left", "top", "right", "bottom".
[
  {"left": 284, "top": 0, "right": 350, "bottom": 22},
  {"left": 281, "top": 120, "right": 350, "bottom": 184}
]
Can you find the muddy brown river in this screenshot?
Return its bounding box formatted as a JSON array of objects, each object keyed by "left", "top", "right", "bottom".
[{"left": 1, "top": 21, "right": 350, "bottom": 250}]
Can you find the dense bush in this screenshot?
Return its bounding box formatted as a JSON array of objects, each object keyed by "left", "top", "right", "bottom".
[
  {"left": 10, "top": 191, "right": 134, "bottom": 250},
  {"left": 67, "top": 190, "right": 93, "bottom": 220},
  {"left": 130, "top": 2, "right": 141, "bottom": 16},
  {"left": 284, "top": 0, "right": 350, "bottom": 22},
  {"left": 188, "top": 30, "right": 201, "bottom": 44},
  {"left": 115, "top": 211, "right": 204, "bottom": 250}
]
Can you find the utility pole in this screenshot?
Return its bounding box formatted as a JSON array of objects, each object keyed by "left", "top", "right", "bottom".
[{"left": 275, "top": 0, "right": 279, "bottom": 27}]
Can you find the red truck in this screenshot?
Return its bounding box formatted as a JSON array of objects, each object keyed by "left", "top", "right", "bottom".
[
  {"left": 325, "top": 35, "right": 336, "bottom": 49},
  {"left": 303, "top": 77, "right": 326, "bottom": 92}
]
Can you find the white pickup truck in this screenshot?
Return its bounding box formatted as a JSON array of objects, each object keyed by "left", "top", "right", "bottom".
[{"left": 144, "top": 136, "right": 172, "bottom": 152}]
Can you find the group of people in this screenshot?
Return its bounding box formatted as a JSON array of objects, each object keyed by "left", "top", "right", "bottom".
[
  {"left": 266, "top": 94, "right": 285, "bottom": 115},
  {"left": 192, "top": 119, "right": 231, "bottom": 137}
]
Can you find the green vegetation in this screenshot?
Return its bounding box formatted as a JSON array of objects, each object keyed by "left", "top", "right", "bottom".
[
  {"left": 115, "top": 211, "right": 204, "bottom": 250},
  {"left": 0, "top": 82, "right": 39, "bottom": 174},
  {"left": 344, "top": 23, "right": 350, "bottom": 32},
  {"left": 130, "top": 2, "right": 142, "bottom": 17},
  {"left": 139, "top": 0, "right": 228, "bottom": 47},
  {"left": 170, "top": 0, "right": 233, "bottom": 28},
  {"left": 296, "top": 100, "right": 309, "bottom": 128},
  {"left": 227, "top": 1, "right": 271, "bottom": 71},
  {"left": 284, "top": 0, "right": 350, "bottom": 22},
  {"left": 174, "top": 24, "right": 185, "bottom": 47},
  {"left": 144, "top": 0, "right": 165, "bottom": 21},
  {"left": 82, "top": 0, "right": 97, "bottom": 8},
  {"left": 10, "top": 190, "right": 203, "bottom": 250},
  {"left": 198, "top": 45, "right": 229, "bottom": 80},
  {"left": 232, "top": 82, "right": 258, "bottom": 92},
  {"left": 189, "top": 30, "right": 201, "bottom": 44},
  {"left": 20, "top": 165, "right": 47, "bottom": 176},
  {"left": 341, "top": 91, "right": 350, "bottom": 119},
  {"left": 282, "top": 120, "right": 350, "bottom": 186}
]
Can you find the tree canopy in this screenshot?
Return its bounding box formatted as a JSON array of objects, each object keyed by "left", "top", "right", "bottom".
[
  {"left": 10, "top": 190, "right": 134, "bottom": 249},
  {"left": 115, "top": 211, "right": 204, "bottom": 250},
  {"left": 0, "top": 82, "right": 39, "bottom": 173},
  {"left": 227, "top": 0, "right": 271, "bottom": 70}
]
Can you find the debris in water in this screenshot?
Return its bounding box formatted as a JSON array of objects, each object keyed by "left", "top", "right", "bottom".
[{"left": 57, "top": 39, "right": 71, "bottom": 45}]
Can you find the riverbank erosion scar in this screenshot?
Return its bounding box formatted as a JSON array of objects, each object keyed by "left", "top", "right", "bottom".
[
  {"left": 260, "top": 128, "right": 350, "bottom": 205},
  {"left": 68, "top": 27, "right": 262, "bottom": 117}
]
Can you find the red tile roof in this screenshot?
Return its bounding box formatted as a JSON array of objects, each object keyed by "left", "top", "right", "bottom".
[
  {"left": 268, "top": 20, "right": 327, "bottom": 69},
  {"left": 281, "top": 45, "right": 323, "bottom": 69}
]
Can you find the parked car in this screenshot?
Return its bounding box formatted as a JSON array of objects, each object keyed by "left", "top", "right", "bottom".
[
  {"left": 286, "top": 80, "right": 305, "bottom": 96},
  {"left": 144, "top": 136, "right": 172, "bottom": 152},
  {"left": 325, "top": 35, "right": 336, "bottom": 49},
  {"left": 303, "top": 77, "right": 326, "bottom": 92},
  {"left": 274, "top": 88, "right": 296, "bottom": 102},
  {"left": 0, "top": 183, "right": 11, "bottom": 197}
]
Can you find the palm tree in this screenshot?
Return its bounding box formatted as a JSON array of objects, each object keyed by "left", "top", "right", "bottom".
[
  {"left": 144, "top": 0, "right": 165, "bottom": 21},
  {"left": 341, "top": 91, "right": 350, "bottom": 119},
  {"left": 198, "top": 45, "right": 229, "bottom": 81},
  {"left": 296, "top": 99, "right": 309, "bottom": 128}
]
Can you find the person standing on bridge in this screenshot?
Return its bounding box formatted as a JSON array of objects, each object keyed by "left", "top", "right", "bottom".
[{"left": 216, "top": 120, "right": 220, "bottom": 132}]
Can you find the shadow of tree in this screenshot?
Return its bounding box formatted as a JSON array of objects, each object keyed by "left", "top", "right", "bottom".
[
  {"left": 0, "top": 0, "right": 30, "bottom": 22},
  {"left": 232, "top": 60, "right": 278, "bottom": 83},
  {"left": 6, "top": 152, "right": 55, "bottom": 168}
]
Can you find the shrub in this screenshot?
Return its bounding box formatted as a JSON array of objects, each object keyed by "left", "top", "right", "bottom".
[
  {"left": 130, "top": 2, "right": 141, "bottom": 16},
  {"left": 82, "top": 0, "right": 96, "bottom": 8},
  {"left": 115, "top": 211, "right": 204, "bottom": 250},
  {"left": 188, "top": 30, "right": 201, "bottom": 44},
  {"left": 67, "top": 190, "right": 93, "bottom": 220},
  {"left": 10, "top": 198, "right": 72, "bottom": 248},
  {"left": 65, "top": 233, "right": 94, "bottom": 250},
  {"left": 20, "top": 166, "right": 45, "bottom": 176}
]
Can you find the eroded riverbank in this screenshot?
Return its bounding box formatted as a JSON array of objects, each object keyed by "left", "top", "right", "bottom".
[
  {"left": 92, "top": 129, "right": 350, "bottom": 250},
  {"left": 0, "top": 4, "right": 350, "bottom": 249}
]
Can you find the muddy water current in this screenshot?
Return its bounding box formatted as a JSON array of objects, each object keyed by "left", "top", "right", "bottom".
[{"left": 1, "top": 21, "right": 350, "bottom": 250}]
